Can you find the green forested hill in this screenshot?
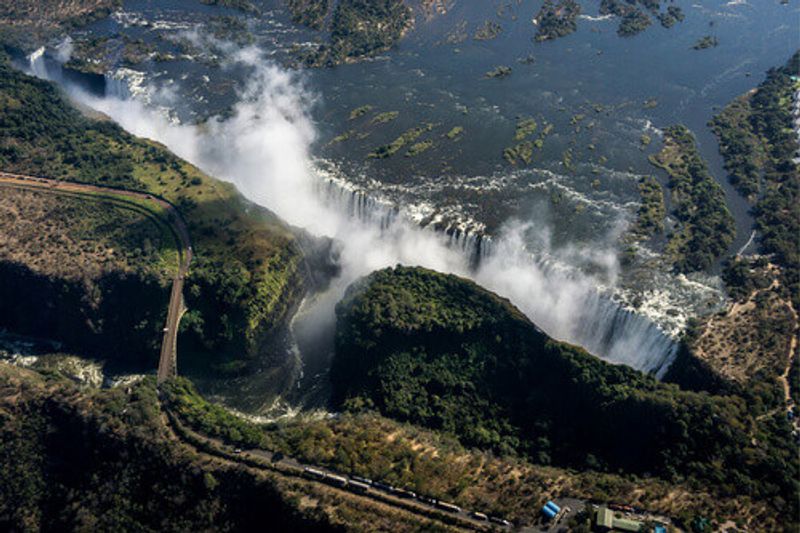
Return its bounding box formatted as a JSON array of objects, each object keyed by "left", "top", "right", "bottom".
[
  {"left": 648, "top": 124, "right": 736, "bottom": 273},
  {"left": 332, "top": 266, "right": 798, "bottom": 523},
  {"left": 0, "top": 364, "right": 341, "bottom": 532},
  {"left": 711, "top": 51, "right": 800, "bottom": 308},
  {"left": 0, "top": 58, "right": 306, "bottom": 373}
]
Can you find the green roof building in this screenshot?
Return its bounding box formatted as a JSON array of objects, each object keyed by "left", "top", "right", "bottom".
[
  {"left": 595, "top": 506, "right": 643, "bottom": 532},
  {"left": 614, "top": 517, "right": 643, "bottom": 532},
  {"left": 596, "top": 507, "right": 614, "bottom": 530}
]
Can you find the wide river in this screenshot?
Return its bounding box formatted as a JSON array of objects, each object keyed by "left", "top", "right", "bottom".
[{"left": 28, "top": 0, "right": 799, "bottom": 412}]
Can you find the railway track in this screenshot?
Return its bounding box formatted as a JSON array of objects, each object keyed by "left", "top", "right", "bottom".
[{"left": 163, "top": 406, "right": 511, "bottom": 532}]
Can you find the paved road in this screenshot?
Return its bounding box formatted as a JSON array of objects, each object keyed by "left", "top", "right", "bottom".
[{"left": 0, "top": 171, "right": 192, "bottom": 384}]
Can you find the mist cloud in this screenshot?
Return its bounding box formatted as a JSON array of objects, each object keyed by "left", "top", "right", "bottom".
[{"left": 28, "top": 45, "right": 678, "bottom": 375}]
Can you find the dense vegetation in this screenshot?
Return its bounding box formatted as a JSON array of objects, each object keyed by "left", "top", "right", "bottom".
[
  {"left": 369, "top": 123, "right": 434, "bottom": 159},
  {"left": 631, "top": 175, "right": 666, "bottom": 238},
  {"left": 668, "top": 54, "right": 800, "bottom": 439},
  {"left": 263, "top": 412, "right": 766, "bottom": 529},
  {"left": 0, "top": 366, "right": 336, "bottom": 532},
  {"left": 163, "top": 377, "right": 265, "bottom": 448},
  {"left": 296, "top": 0, "right": 412, "bottom": 67},
  {"left": 649, "top": 125, "right": 736, "bottom": 272},
  {"left": 0, "top": 187, "right": 181, "bottom": 369},
  {"left": 0, "top": 187, "right": 178, "bottom": 281},
  {"left": 64, "top": 35, "right": 156, "bottom": 75},
  {"left": 534, "top": 0, "right": 581, "bottom": 42},
  {"left": 473, "top": 20, "right": 502, "bottom": 41},
  {"left": 484, "top": 65, "right": 513, "bottom": 79},
  {"left": 710, "top": 51, "right": 800, "bottom": 307},
  {"left": 331, "top": 266, "right": 798, "bottom": 525},
  {"left": 286, "top": 0, "right": 331, "bottom": 30},
  {"left": 503, "top": 117, "right": 549, "bottom": 165},
  {"left": 0, "top": 0, "right": 119, "bottom": 50},
  {"left": 692, "top": 35, "right": 718, "bottom": 51},
  {"left": 0, "top": 261, "right": 170, "bottom": 369},
  {"left": 656, "top": 6, "right": 684, "bottom": 28},
  {"left": 163, "top": 371, "right": 779, "bottom": 528},
  {"left": 600, "top": 0, "right": 683, "bottom": 37},
  {"left": 0, "top": 59, "right": 307, "bottom": 373}
]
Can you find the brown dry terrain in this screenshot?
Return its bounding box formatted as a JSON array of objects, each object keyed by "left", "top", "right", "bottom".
[
  {"left": 693, "top": 266, "right": 798, "bottom": 386},
  {"left": 262, "top": 411, "right": 774, "bottom": 529},
  {"left": 0, "top": 187, "right": 177, "bottom": 283},
  {"left": 0, "top": 362, "right": 465, "bottom": 532}
]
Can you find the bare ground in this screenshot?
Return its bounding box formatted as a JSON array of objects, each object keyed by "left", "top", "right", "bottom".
[
  {"left": 0, "top": 187, "right": 176, "bottom": 283},
  {"left": 693, "top": 267, "right": 798, "bottom": 386}
]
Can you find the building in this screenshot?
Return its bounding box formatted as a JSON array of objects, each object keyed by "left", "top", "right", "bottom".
[
  {"left": 594, "top": 506, "right": 643, "bottom": 532},
  {"left": 596, "top": 507, "right": 614, "bottom": 530},
  {"left": 614, "top": 517, "right": 644, "bottom": 532}
]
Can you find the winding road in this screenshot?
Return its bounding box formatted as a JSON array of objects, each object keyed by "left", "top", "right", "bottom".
[{"left": 0, "top": 171, "right": 192, "bottom": 384}]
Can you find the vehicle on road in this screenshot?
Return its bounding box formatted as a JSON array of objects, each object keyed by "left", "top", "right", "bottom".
[
  {"left": 417, "top": 495, "right": 436, "bottom": 506},
  {"left": 372, "top": 481, "right": 394, "bottom": 492},
  {"left": 392, "top": 488, "right": 416, "bottom": 499}
]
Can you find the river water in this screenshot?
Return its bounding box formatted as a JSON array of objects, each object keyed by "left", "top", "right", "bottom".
[{"left": 22, "top": 0, "right": 800, "bottom": 413}]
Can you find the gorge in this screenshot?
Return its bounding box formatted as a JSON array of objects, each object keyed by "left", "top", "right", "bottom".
[{"left": 23, "top": 44, "right": 681, "bottom": 398}]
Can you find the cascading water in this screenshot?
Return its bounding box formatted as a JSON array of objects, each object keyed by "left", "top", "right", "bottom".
[
  {"left": 445, "top": 228, "right": 492, "bottom": 268},
  {"left": 515, "top": 262, "right": 679, "bottom": 376},
  {"left": 27, "top": 47, "right": 50, "bottom": 80},
  {"left": 21, "top": 48, "right": 680, "bottom": 379},
  {"left": 104, "top": 71, "right": 133, "bottom": 100},
  {"left": 317, "top": 179, "right": 399, "bottom": 231},
  {"left": 318, "top": 174, "right": 678, "bottom": 376}
]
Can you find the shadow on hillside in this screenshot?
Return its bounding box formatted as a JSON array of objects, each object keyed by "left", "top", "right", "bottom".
[{"left": 0, "top": 260, "right": 170, "bottom": 374}]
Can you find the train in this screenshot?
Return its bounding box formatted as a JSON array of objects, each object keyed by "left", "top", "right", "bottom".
[
  {"left": 435, "top": 501, "right": 462, "bottom": 514},
  {"left": 301, "top": 468, "right": 511, "bottom": 527}
]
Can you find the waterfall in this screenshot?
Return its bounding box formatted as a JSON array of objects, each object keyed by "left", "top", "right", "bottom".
[
  {"left": 104, "top": 72, "right": 132, "bottom": 100},
  {"left": 551, "top": 281, "right": 679, "bottom": 377},
  {"left": 22, "top": 47, "right": 109, "bottom": 97},
  {"left": 27, "top": 47, "right": 50, "bottom": 80},
  {"left": 318, "top": 177, "right": 495, "bottom": 268},
  {"left": 24, "top": 52, "right": 679, "bottom": 378},
  {"left": 318, "top": 179, "right": 399, "bottom": 231},
  {"left": 318, "top": 174, "right": 679, "bottom": 377},
  {"left": 446, "top": 228, "right": 493, "bottom": 268}
]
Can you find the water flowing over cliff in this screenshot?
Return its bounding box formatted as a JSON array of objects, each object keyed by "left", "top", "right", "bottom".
[
  {"left": 319, "top": 173, "right": 678, "bottom": 376},
  {"left": 23, "top": 49, "right": 679, "bottom": 378}
]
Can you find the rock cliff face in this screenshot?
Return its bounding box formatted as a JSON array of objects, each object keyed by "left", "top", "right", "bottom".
[{"left": 0, "top": 261, "right": 169, "bottom": 369}]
